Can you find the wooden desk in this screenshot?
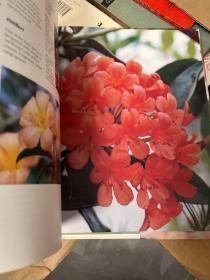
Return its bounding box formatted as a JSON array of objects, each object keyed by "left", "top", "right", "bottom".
[
  {"left": 1, "top": 240, "right": 210, "bottom": 280},
  {"left": 160, "top": 240, "right": 210, "bottom": 280},
  {"left": 0, "top": 240, "right": 77, "bottom": 280}
]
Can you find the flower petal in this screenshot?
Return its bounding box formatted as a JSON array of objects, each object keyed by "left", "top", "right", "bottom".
[
  {"left": 107, "top": 62, "right": 126, "bottom": 83},
  {"left": 40, "top": 128, "right": 54, "bottom": 152},
  {"left": 16, "top": 167, "right": 30, "bottom": 184},
  {"left": 139, "top": 215, "right": 150, "bottom": 231},
  {"left": 137, "top": 189, "right": 149, "bottom": 209},
  {"left": 110, "top": 147, "right": 130, "bottom": 168},
  {"left": 122, "top": 74, "right": 139, "bottom": 89},
  {"left": 149, "top": 209, "right": 169, "bottom": 230},
  {"left": 35, "top": 91, "right": 50, "bottom": 112},
  {"left": 98, "top": 87, "right": 121, "bottom": 108},
  {"left": 96, "top": 124, "right": 120, "bottom": 146},
  {"left": 173, "top": 181, "right": 197, "bottom": 199},
  {"left": 97, "top": 183, "right": 113, "bottom": 207},
  {"left": 126, "top": 60, "right": 142, "bottom": 75},
  {"left": 151, "top": 184, "right": 170, "bottom": 202},
  {"left": 90, "top": 167, "right": 106, "bottom": 184},
  {"left": 0, "top": 171, "right": 15, "bottom": 184},
  {"left": 113, "top": 182, "right": 133, "bottom": 205},
  {"left": 130, "top": 138, "right": 149, "bottom": 160},
  {"left": 61, "top": 128, "right": 85, "bottom": 149},
  {"left": 91, "top": 148, "right": 110, "bottom": 168},
  {"left": 97, "top": 56, "right": 114, "bottom": 70},
  {"left": 20, "top": 127, "right": 41, "bottom": 149},
  {"left": 114, "top": 162, "right": 142, "bottom": 188},
  {"left": 68, "top": 145, "right": 89, "bottom": 170}
]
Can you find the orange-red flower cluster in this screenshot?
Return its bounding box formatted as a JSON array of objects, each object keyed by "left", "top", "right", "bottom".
[{"left": 61, "top": 52, "right": 200, "bottom": 231}]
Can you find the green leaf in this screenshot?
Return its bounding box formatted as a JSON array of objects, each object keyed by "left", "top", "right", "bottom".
[
  {"left": 187, "top": 40, "right": 196, "bottom": 58},
  {"left": 201, "top": 102, "right": 210, "bottom": 154},
  {"left": 85, "top": 39, "right": 124, "bottom": 64},
  {"left": 62, "top": 159, "right": 99, "bottom": 210},
  {"left": 161, "top": 30, "right": 174, "bottom": 51},
  {"left": 157, "top": 58, "right": 198, "bottom": 85},
  {"left": 17, "top": 146, "right": 51, "bottom": 163},
  {"left": 177, "top": 171, "right": 210, "bottom": 204},
  {"left": 170, "top": 62, "right": 202, "bottom": 108},
  {"left": 26, "top": 158, "right": 49, "bottom": 184},
  {"left": 189, "top": 78, "right": 207, "bottom": 116},
  {"left": 200, "top": 149, "right": 210, "bottom": 167},
  {"left": 201, "top": 102, "right": 210, "bottom": 137},
  {"left": 79, "top": 208, "right": 110, "bottom": 232},
  {"left": 104, "top": 32, "right": 141, "bottom": 54},
  {"left": 157, "top": 59, "right": 202, "bottom": 108}
]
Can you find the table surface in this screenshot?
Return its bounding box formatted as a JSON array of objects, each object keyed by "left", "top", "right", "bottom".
[
  {"left": 0, "top": 240, "right": 77, "bottom": 280},
  {"left": 1, "top": 240, "right": 210, "bottom": 280}
]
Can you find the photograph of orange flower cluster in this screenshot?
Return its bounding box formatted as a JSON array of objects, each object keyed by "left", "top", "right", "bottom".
[
  {"left": 0, "top": 67, "right": 60, "bottom": 184},
  {"left": 60, "top": 27, "right": 210, "bottom": 234}
]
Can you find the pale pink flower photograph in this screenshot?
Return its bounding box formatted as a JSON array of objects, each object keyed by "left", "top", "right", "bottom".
[{"left": 0, "top": 66, "right": 59, "bottom": 184}]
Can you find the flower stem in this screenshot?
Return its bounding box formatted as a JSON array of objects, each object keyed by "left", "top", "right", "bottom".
[
  {"left": 198, "top": 135, "right": 210, "bottom": 150},
  {"left": 68, "top": 28, "right": 120, "bottom": 42}
]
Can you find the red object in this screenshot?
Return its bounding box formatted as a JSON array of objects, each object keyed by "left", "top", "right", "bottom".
[{"left": 135, "top": 0, "right": 195, "bottom": 28}]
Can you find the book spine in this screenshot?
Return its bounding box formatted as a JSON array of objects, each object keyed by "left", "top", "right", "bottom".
[
  {"left": 87, "top": 0, "right": 171, "bottom": 28},
  {"left": 134, "top": 0, "right": 195, "bottom": 29}
]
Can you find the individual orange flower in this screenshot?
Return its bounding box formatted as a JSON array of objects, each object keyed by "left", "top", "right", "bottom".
[
  {"left": 20, "top": 91, "right": 56, "bottom": 153},
  {"left": 176, "top": 132, "right": 201, "bottom": 166},
  {"left": 0, "top": 133, "right": 38, "bottom": 184},
  {"left": 140, "top": 199, "right": 170, "bottom": 231},
  {"left": 61, "top": 52, "right": 114, "bottom": 93},
  {"left": 61, "top": 76, "right": 104, "bottom": 114},
  {"left": 137, "top": 154, "right": 197, "bottom": 231},
  {"left": 150, "top": 113, "right": 181, "bottom": 160},
  {"left": 94, "top": 61, "right": 139, "bottom": 92},
  {"left": 126, "top": 60, "right": 142, "bottom": 76},
  {"left": 122, "top": 85, "right": 155, "bottom": 113},
  {"left": 156, "top": 93, "right": 184, "bottom": 125},
  {"left": 90, "top": 147, "right": 142, "bottom": 206},
  {"left": 156, "top": 93, "right": 193, "bottom": 126},
  {"left": 63, "top": 110, "right": 115, "bottom": 169},
  {"left": 138, "top": 73, "right": 170, "bottom": 99},
  {"left": 137, "top": 154, "right": 178, "bottom": 209},
  {"left": 138, "top": 154, "right": 197, "bottom": 209},
  {"left": 140, "top": 197, "right": 182, "bottom": 231},
  {"left": 168, "top": 167, "right": 197, "bottom": 198},
  {"left": 120, "top": 109, "right": 151, "bottom": 159},
  {"left": 105, "top": 109, "right": 150, "bottom": 160}
]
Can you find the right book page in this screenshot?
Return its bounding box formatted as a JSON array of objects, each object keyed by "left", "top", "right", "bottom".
[{"left": 59, "top": 27, "right": 210, "bottom": 239}]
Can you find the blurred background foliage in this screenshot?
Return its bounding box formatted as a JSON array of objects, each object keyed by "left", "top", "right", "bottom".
[
  {"left": 95, "top": 29, "right": 200, "bottom": 72},
  {"left": 0, "top": 67, "right": 40, "bottom": 133}
]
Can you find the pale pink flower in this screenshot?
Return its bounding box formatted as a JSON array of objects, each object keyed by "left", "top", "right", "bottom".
[
  {"left": 20, "top": 91, "right": 56, "bottom": 152},
  {"left": 0, "top": 133, "right": 38, "bottom": 184}
]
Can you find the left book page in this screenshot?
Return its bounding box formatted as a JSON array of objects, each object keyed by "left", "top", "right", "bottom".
[{"left": 0, "top": 0, "right": 61, "bottom": 273}]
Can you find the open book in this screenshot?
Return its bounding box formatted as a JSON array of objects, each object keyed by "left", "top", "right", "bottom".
[{"left": 1, "top": 0, "right": 210, "bottom": 273}]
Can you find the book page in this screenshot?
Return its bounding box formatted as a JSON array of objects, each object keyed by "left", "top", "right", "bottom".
[
  {"left": 59, "top": 27, "right": 210, "bottom": 239},
  {"left": 0, "top": 0, "right": 61, "bottom": 273},
  {"left": 57, "top": 0, "right": 121, "bottom": 28}
]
